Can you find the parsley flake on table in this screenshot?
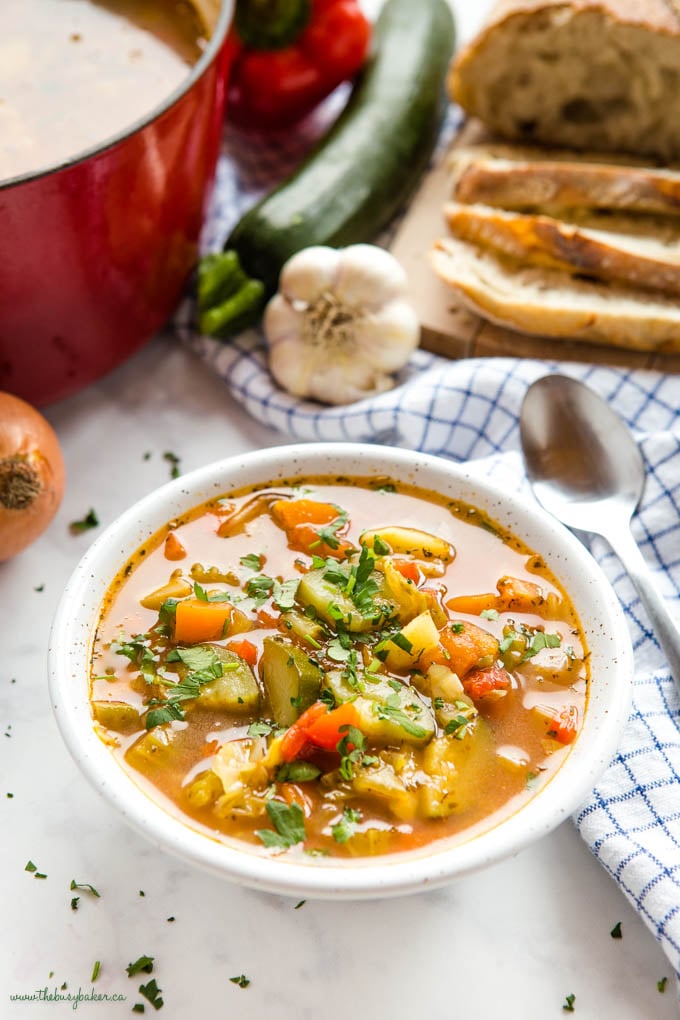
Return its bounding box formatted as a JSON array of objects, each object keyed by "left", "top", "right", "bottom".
[
  {"left": 229, "top": 974, "right": 251, "bottom": 989},
  {"left": 126, "top": 956, "right": 155, "bottom": 977},
  {"left": 562, "top": 993, "right": 576, "bottom": 1012},
  {"left": 91, "top": 961, "right": 101, "bottom": 982},
  {"left": 70, "top": 879, "right": 101, "bottom": 898},
  {"left": 658, "top": 976, "right": 668, "bottom": 993},
  {"left": 139, "top": 977, "right": 163, "bottom": 1010},
  {"left": 163, "top": 451, "right": 181, "bottom": 479},
  {"left": 25, "top": 859, "right": 47, "bottom": 879},
  {"left": 255, "top": 799, "right": 306, "bottom": 849},
  {"left": 69, "top": 508, "right": 99, "bottom": 534},
  {"left": 610, "top": 921, "right": 622, "bottom": 939},
  {"left": 294, "top": 900, "right": 306, "bottom": 910}
]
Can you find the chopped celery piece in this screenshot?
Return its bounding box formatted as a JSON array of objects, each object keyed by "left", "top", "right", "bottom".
[
  {"left": 92, "top": 700, "right": 142, "bottom": 734},
  {"left": 260, "top": 636, "right": 322, "bottom": 727}
]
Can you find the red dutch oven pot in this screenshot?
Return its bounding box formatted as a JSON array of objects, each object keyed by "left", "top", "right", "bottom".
[{"left": 0, "top": 1, "right": 235, "bottom": 408}]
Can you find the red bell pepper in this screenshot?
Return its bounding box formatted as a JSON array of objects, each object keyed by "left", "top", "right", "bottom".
[
  {"left": 280, "top": 701, "right": 362, "bottom": 761},
  {"left": 229, "top": 0, "right": 372, "bottom": 129}
]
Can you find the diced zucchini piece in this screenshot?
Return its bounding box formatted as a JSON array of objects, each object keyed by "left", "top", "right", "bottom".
[
  {"left": 184, "top": 769, "right": 223, "bottom": 809},
  {"left": 296, "top": 567, "right": 388, "bottom": 633},
  {"left": 92, "top": 700, "right": 142, "bottom": 734},
  {"left": 140, "top": 576, "right": 193, "bottom": 611},
  {"left": 353, "top": 680, "right": 435, "bottom": 747},
  {"left": 416, "top": 664, "right": 478, "bottom": 733},
  {"left": 419, "top": 722, "right": 494, "bottom": 818},
  {"left": 281, "top": 609, "right": 325, "bottom": 645},
  {"left": 382, "top": 559, "right": 428, "bottom": 624},
  {"left": 344, "top": 828, "right": 396, "bottom": 857},
  {"left": 194, "top": 644, "right": 260, "bottom": 714},
  {"left": 125, "top": 725, "right": 178, "bottom": 771},
  {"left": 351, "top": 762, "right": 418, "bottom": 821},
  {"left": 260, "top": 636, "right": 322, "bottom": 727},
  {"left": 381, "top": 610, "right": 440, "bottom": 671},
  {"left": 360, "top": 526, "right": 454, "bottom": 563},
  {"left": 322, "top": 669, "right": 357, "bottom": 705}
]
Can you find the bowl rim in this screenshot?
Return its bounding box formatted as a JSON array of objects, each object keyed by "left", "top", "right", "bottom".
[
  {"left": 0, "top": 0, "right": 235, "bottom": 192},
  {"left": 48, "top": 442, "right": 633, "bottom": 899}
]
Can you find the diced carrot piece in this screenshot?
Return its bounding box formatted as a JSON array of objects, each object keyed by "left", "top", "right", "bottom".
[
  {"left": 462, "top": 664, "right": 512, "bottom": 701},
  {"left": 164, "top": 532, "right": 186, "bottom": 561},
  {"left": 393, "top": 559, "right": 421, "bottom": 585},
  {"left": 303, "top": 703, "right": 361, "bottom": 751},
  {"left": 496, "top": 576, "right": 547, "bottom": 613},
  {"left": 270, "top": 498, "right": 352, "bottom": 559},
  {"left": 440, "top": 621, "right": 500, "bottom": 679},
  {"left": 271, "top": 499, "right": 340, "bottom": 529},
  {"left": 256, "top": 608, "right": 280, "bottom": 629},
  {"left": 546, "top": 705, "right": 579, "bottom": 745},
  {"left": 446, "top": 593, "right": 498, "bottom": 615},
  {"left": 174, "top": 599, "right": 231, "bottom": 643},
  {"left": 227, "top": 638, "right": 258, "bottom": 667}
]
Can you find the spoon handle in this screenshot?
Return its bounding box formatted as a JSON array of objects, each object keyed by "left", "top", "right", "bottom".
[{"left": 606, "top": 521, "right": 680, "bottom": 690}]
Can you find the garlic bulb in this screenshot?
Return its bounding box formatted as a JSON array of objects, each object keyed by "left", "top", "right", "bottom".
[{"left": 263, "top": 244, "right": 420, "bottom": 405}]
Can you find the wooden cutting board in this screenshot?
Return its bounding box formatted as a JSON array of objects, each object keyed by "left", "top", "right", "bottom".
[{"left": 389, "top": 120, "right": 680, "bottom": 373}]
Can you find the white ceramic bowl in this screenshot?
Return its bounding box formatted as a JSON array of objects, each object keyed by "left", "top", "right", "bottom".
[{"left": 48, "top": 443, "right": 633, "bottom": 899}]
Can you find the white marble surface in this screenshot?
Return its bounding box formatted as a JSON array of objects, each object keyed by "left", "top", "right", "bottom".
[{"left": 2, "top": 2, "right": 679, "bottom": 1017}]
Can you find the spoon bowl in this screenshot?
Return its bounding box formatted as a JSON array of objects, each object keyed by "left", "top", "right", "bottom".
[{"left": 520, "top": 373, "right": 680, "bottom": 692}]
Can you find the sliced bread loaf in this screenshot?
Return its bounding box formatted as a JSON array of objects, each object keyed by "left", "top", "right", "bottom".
[
  {"left": 450, "top": 1, "right": 680, "bottom": 160},
  {"left": 449, "top": 145, "right": 680, "bottom": 217},
  {"left": 430, "top": 236, "right": 680, "bottom": 350},
  {"left": 444, "top": 201, "right": 680, "bottom": 295}
]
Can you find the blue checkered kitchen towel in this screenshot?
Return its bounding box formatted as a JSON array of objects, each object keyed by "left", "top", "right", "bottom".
[{"left": 175, "top": 115, "right": 680, "bottom": 985}]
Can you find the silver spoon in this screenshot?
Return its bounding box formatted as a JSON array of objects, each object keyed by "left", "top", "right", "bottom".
[{"left": 520, "top": 373, "right": 680, "bottom": 691}]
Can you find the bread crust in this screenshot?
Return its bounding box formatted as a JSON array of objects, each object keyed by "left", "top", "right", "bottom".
[
  {"left": 450, "top": 147, "right": 680, "bottom": 216},
  {"left": 444, "top": 201, "right": 680, "bottom": 295},
  {"left": 430, "top": 236, "right": 680, "bottom": 350}
]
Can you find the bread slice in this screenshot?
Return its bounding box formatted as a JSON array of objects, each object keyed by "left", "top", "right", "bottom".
[
  {"left": 449, "top": 145, "right": 680, "bottom": 217},
  {"left": 444, "top": 201, "right": 680, "bottom": 295},
  {"left": 430, "top": 236, "right": 680, "bottom": 350},
  {"left": 450, "top": 1, "right": 680, "bottom": 160}
]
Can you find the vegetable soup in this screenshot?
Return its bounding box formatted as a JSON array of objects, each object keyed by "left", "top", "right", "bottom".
[
  {"left": 90, "top": 476, "right": 589, "bottom": 862},
  {"left": 0, "top": 0, "right": 209, "bottom": 182}
]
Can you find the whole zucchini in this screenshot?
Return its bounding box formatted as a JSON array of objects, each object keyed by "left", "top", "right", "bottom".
[{"left": 198, "top": 0, "right": 456, "bottom": 337}]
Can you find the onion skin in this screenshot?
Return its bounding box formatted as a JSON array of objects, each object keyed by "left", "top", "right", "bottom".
[{"left": 0, "top": 392, "right": 65, "bottom": 561}]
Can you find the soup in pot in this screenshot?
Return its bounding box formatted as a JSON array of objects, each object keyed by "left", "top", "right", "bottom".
[
  {"left": 0, "top": 0, "right": 210, "bottom": 182},
  {"left": 89, "top": 476, "right": 589, "bottom": 862}
]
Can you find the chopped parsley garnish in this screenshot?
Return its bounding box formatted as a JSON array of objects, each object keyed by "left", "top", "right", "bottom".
[
  {"left": 127, "top": 956, "right": 155, "bottom": 977},
  {"left": 332, "top": 806, "right": 362, "bottom": 844},
  {"left": 658, "top": 977, "right": 668, "bottom": 993},
  {"left": 522, "top": 630, "right": 561, "bottom": 661},
  {"left": 294, "top": 900, "right": 306, "bottom": 910},
  {"left": 139, "top": 978, "right": 163, "bottom": 1010},
  {"left": 308, "top": 508, "right": 348, "bottom": 550},
  {"left": 70, "top": 898, "right": 80, "bottom": 911},
  {"left": 163, "top": 451, "right": 181, "bottom": 479},
  {"left": 275, "top": 761, "right": 321, "bottom": 783},
  {"left": 451, "top": 622, "right": 465, "bottom": 634},
  {"left": 562, "top": 993, "right": 575, "bottom": 1012},
  {"left": 374, "top": 696, "right": 428, "bottom": 739},
  {"left": 132, "top": 1006, "right": 145, "bottom": 1015},
  {"left": 610, "top": 921, "right": 622, "bottom": 939},
  {"left": 371, "top": 535, "right": 391, "bottom": 556},
  {"left": 444, "top": 714, "right": 473, "bottom": 738},
  {"left": 247, "top": 720, "right": 275, "bottom": 738},
  {"left": 230, "top": 974, "right": 251, "bottom": 989},
  {"left": 69, "top": 509, "right": 99, "bottom": 534},
  {"left": 256, "top": 800, "right": 306, "bottom": 849},
  {"left": 192, "top": 581, "right": 230, "bottom": 603},
  {"left": 70, "top": 879, "right": 101, "bottom": 898},
  {"left": 240, "top": 553, "right": 262, "bottom": 571},
  {"left": 145, "top": 645, "right": 225, "bottom": 728},
  {"left": 91, "top": 961, "right": 101, "bottom": 982},
  {"left": 337, "top": 726, "right": 377, "bottom": 780},
  {"left": 25, "top": 860, "right": 47, "bottom": 879}
]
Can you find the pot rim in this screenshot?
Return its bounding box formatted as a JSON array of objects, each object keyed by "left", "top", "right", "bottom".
[{"left": 0, "top": 0, "right": 235, "bottom": 193}]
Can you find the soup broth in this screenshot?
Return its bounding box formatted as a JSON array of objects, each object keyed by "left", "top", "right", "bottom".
[
  {"left": 0, "top": 0, "right": 208, "bottom": 181},
  {"left": 90, "top": 476, "right": 589, "bottom": 862}
]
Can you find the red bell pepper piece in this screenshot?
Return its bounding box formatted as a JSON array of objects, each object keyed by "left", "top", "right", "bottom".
[
  {"left": 462, "top": 664, "right": 512, "bottom": 701},
  {"left": 280, "top": 700, "right": 361, "bottom": 761},
  {"left": 229, "top": 0, "right": 372, "bottom": 129}
]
